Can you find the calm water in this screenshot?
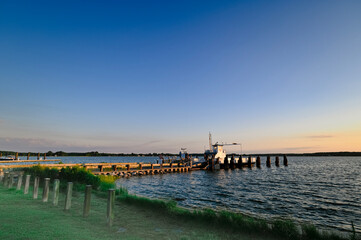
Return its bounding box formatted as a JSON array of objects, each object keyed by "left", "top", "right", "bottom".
[{"left": 9, "top": 156, "right": 361, "bottom": 233}]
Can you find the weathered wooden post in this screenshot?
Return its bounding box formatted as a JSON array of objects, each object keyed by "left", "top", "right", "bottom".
[
  {"left": 44, "top": 153, "right": 46, "bottom": 160},
  {"left": 37, "top": 153, "right": 40, "bottom": 160},
  {"left": 53, "top": 179, "right": 60, "bottom": 206},
  {"left": 83, "top": 185, "right": 92, "bottom": 217},
  {"left": 107, "top": 189, "right": 115, "bottom": 226},
  {"left": 237, "top": 156, "right": 242, "bottom": 168},
  {"left": 98, "top": 165, "right": 104, "bottom": 172},
  {"left": 126, "top": 164, "right": 130, "bottom": 171},
  {"left": 3, "top": 172, "right": 9, "bottom": 186},
  {"left": 275, "top": 156, "right": 280, "bottom": 167},
  {"left": 224, "top": 155, "right": 229, "bottom": 170},
  {"left": 27, "top": 152, "right": 30, "bottom": 160},
  {"left": 266, "top": 156, "right": 271, "bottom": 167},
  {"left": 15, "top": 152, "right": 19, "bottom": 160},
  {"left": 0, "top": 152, "right": 2, "bottom": 157},
  {"left": 151, "top": 164, "right": 154, "bottom": 170},
  {"left": 283, "top": 155, "right": 288, "bottom": 166},
  {"left": 8, "top": 174, "right": 15, "bottom": 188},
  {"left": 248, "top": 156, "right": 252, "bottom": 168},
  {"left": 17, "top": 174, "right": 23, "bottom": 190},
  {"left": 33, "top": 177, "right": 40, "bottom": 199},
  {"left": 24, "top": 175, "right": 31, "bottom": 194},
  {"left": 64, "top": 182, "right": 73, "bottom": 210},
  {"left": 139, "top": 164, "right": 142, "bottom": 170},
  {"left": 256, "top": 156, "right": 261, "bottom": 168},
  {"left": 42, "top": 178, "right": 50, "bottom": 202},
  {"left": 230, "top": 155, "right": 235, "bottom": 169}
]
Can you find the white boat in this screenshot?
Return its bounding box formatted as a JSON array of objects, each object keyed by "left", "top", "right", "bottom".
[
  {"left": 204, "top": 133, "right": 256, "bottom": 169},
  {"left": 0, "top": 155, "right": 17, "bottom": 161}
]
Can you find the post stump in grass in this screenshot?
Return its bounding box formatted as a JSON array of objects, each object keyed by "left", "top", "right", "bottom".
[
  {"left": 24, "top": 175, "right": 31, "bottom": 194},
  {"left": 3, "top": 172, "right": 9, "bottom": 186},
  {"left": 53, "top": 179, "right": 60, "bottom": 206},
  {"left": 17, "top": 174, "right": 23, "bottom": 190},
  {"left": 8, "top": 174, "right": 15, "bottom": 188},
  {"left": 107, "top": 189, "right": 115, "bottom": 227},
  {"left": 83, "top": 185, "right": 92, "bottom": 217},
  {"left": 64, "top": 182, "right": 73, "bottom": 210},
  {"left": 33, "top": 177, "right": 40, "bottom": 199},
  {"left": 42, "top": 178, "right": 50, "bottom": 202}
]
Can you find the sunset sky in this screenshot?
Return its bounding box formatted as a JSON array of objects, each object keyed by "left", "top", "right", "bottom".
[{"left": 1, "top": 0, "right": 361, "bottom": 153}]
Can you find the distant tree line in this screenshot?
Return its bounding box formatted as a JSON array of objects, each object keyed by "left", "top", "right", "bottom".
[
  {"left": 0, "top": 150, "right": 178, "bottom": 157},
  {"left": 1, "top": 150, "right": 361, "bottom": 157}
]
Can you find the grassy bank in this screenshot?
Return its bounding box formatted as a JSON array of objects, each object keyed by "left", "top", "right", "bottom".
[{"left": 2, "top": 166, "right": 358, "bottom": 240}]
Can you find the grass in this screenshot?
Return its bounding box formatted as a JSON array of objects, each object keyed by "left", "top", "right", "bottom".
[
  {"left": 0, "top": 185, "right": 277, "bottom": 240},
  {"left": 4, "top": 166, "right": 359, "bottom": 240}
]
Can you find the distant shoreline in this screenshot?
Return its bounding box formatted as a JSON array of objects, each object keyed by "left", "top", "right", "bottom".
[{"left": 1, "top": 150, "right": 361, "bottom": 157}]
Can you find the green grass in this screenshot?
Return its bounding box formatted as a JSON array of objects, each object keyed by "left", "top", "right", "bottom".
[
  {"left": 0, "top": 185, "right": 277, "bottom": 240},
  {"left": 8, "top": 166, "right": 359, "bottom": 240}
]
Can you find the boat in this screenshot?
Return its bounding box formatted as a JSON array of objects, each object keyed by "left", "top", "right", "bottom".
[
  {"left": 0, "top": 155, "right": 18, "bottom": 161},
  {"left": 203, "top": 133, "right": 256, "bottom": 170}
]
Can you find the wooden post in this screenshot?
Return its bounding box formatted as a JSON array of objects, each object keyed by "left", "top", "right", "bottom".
[
  {"left": 8, "top": 174, "right": 15, "bottom": 188},
  {"left": 224, "top": 155, "right": 229, "bottom": 170},
  {"left": 0, "top": 152, "right": 2, "bottom": 157},
  {"left": 33, "top": 177, "right": 40, "bottom": 199},
  {"left": 16, "top": 174, "right": 23, "bottom": 190},
  {"left": 44, "top": 153, "right": 46, "bottom": 160},
  {"left": 256, "top": 156, "right": 261, "bottom": 168},
  {"left": 126, "top": 164, "right": 130, "bottom": 171},
  {"left": 266, "top": 156, "right": 271, "bottom": 167},
  {"left": 15, "top": 152, "right": 18, "bottom": 160},
  {"left": 98, "top": 165, "right": 104, "bottom": 172},
  {"left": 83, "top": 185, "right": 92, "bottom": 217},
  {"left": 107, "top": 189, "right": 115, "bottom": 226},
  {"left": 53, "top": 179, "right": 60, "bottom": 206},
  {"left": 3, "top": 172, "right": 9, "bottom": 186},
  {"left": 151, "top": 164, "right": 154, "bottom": 170},
  {"left": 275, "top": 156, "right": 280, "bottom": 167},
  {"left": 230, "top": 155, "right": 235, "bottom": 169},
  {"left": 24, "top": 175, "right": 31, "bottom": 194},
  {"left": 283, "top": 155, "right": 288, "bottom": 166},
  {"left": 248, "top": 156, "right": 252, "bottom": 168},
  {"left": 64, "top": 182, "right": 73, "bottom": 210},
  {"left": 112, "top": 165, "right": 117, "bottom": 171},
  {"left": 42, "top": 178, "right": 50, "bottom": 202},
  {"left": 27, "top": 152, "right": 30, "bottom": 160},
  {"left": 37, "top": 153, "right": 40, "bottom": 160}
]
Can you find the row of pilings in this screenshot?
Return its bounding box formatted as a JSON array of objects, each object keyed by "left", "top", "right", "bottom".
[{"left": 221, "top": 155, "right": 288, "bottom": 170}]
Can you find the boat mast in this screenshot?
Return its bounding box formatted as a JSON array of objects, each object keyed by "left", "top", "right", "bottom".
[{"left": 209, "top": 132, "right": 212, "bottom": 151}]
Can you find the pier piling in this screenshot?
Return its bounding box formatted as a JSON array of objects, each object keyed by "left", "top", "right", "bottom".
[
  {"left": 248, "top": 156, "right": 252, "bottom": 168},
  {"left": 256, "top": 156, "right": 261, "bottom": 168},
  {"left": 27, "top": 153, "right": 30, "bottom": 160},
  {"left": 230, "top": 155, "right": 235, "bottom": 169},
  {"left": 275, "top": 156, "right": 280, "bottom": 167},
  {"left": 283, "top": 155, "right": 288, "bottom": 166},
  {"left": 37, "top": 153, "right": 40, "bottom": 160},
  {"left": 224, "top": 155, "right": 229, "bottom": 170},
  {"left": 266, "top": 156, "right": 271, "bottom": 167}
]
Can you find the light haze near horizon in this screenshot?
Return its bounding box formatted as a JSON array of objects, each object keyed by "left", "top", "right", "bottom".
[{"left": 1, "top": 0, "right": 361, "bottom": 154}]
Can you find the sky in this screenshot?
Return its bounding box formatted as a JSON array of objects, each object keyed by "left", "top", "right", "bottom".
[{"left": 1, "top": 0, "right": 361, "bottom": 154}]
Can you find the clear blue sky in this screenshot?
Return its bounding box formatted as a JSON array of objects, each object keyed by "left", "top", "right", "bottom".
[{"left": 1, "top": 0, "right": 361, "bottom": 153}]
